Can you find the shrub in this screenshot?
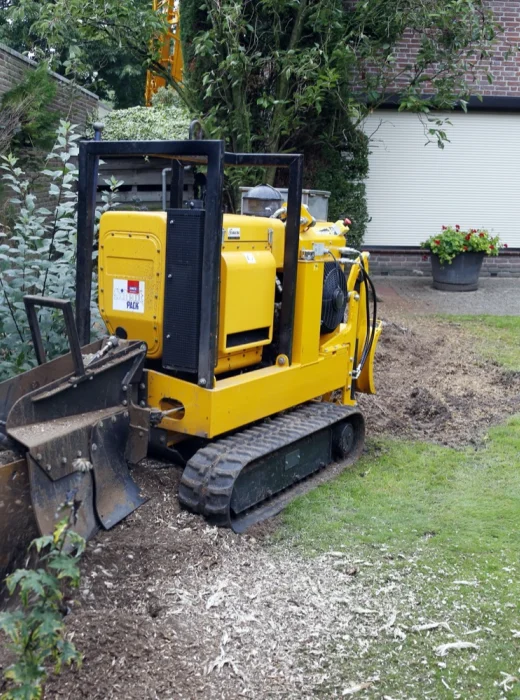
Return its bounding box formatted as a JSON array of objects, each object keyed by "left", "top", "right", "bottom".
[
  {"left": 94, "top": 88, "right": 191, "bottom": 141},
  {"left": 303, "top": 125, "right": 370, "bottom": 248},
  {"left": 0, "top": 62, "right": 59, "bottom": 155},
  {"left": 0, "top": 120, "right": 119, "bottom": 380}
]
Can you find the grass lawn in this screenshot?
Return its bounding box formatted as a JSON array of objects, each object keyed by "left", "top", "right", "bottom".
[{"left": 279, "top": 316, "right": 520, "bottom": 698}]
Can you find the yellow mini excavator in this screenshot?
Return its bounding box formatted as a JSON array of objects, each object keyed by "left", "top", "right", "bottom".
[{"left": 0, "top": 138, "right": 381, "bottom": 580}]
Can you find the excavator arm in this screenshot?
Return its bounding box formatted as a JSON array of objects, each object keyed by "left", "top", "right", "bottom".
[{"left": 145, "top": 0, "right": 183, "bottom": 105}]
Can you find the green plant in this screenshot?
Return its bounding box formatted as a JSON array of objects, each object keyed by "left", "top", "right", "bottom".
[
  {"left": 150, "top": 86, "right": 182, "bottom": 109},
  {"left": 0, "top": 63, "right": 59, "bottom": 154},
  {"left": 421, "top": 226, "right": 502, "bottom": 265},
  {"left": 0, "top": 120, "right": 118, "bottom": 380},
  {"left": 304, "top": 127, "right": 370, "bottom": 248},
  {"left": 92, "top": 100, "right": 191, "bottom": 141},
  {"left": 0, "top": 502, "right": 86, "bottom": 700},
  {"left": 0, "top": 100, "right": 30, "bottom": 157}
]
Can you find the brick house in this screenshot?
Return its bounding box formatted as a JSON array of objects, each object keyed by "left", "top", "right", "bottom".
[{"left": 361, "top": 1, "right": 520, "bottom": 276}]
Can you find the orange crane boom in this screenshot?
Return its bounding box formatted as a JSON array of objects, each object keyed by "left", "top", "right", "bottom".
[{"left": 145, "top": 0, "right": 183, "bottom": 105}]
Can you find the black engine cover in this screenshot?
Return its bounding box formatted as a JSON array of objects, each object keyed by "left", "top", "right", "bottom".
[{"left": 163, "top": 209, "right": 206, "bottom": 373}]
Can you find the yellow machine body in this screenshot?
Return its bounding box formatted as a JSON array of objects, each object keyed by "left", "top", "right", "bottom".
[
  {"left": 99, "top": 212, "right": 284, "bottom": 370},
  {"left": 0, "top": 143, "right": 382, "bottom": 576},
  {"left": 98, "top": 209, "right": 381, "bottom": 441},
  {"left": 99, "top": 212, "right": 167, "bottom": 359}
]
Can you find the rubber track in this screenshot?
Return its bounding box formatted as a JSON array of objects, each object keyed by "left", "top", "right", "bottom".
[{"left": 178, "top": 402, "right": 363, "bottom": 531}]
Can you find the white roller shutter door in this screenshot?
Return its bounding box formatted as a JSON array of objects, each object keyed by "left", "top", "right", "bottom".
[{"left": 362, "top": 111, "right": 520, "bottom": 248}]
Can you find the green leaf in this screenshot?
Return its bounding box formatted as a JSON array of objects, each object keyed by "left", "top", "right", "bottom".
[
  {"left": 34, "top": 610, "right": 63, "bottom": 639},
  {"left": 56, "top": 638, "right": 82, "bottom": 669},
  {"left": 47, "top": 555, "right": 80, "bottom": 582},
  {"left": 0, "top": 611, "right": 25, "bottom": 639}
]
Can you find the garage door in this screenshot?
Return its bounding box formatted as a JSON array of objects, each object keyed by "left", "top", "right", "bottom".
[{"left": 362, "top": 111, "right": 520, "bottom": 248}]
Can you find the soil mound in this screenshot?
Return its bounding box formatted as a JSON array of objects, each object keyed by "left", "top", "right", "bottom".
[{"left": 359, "top": 318, "right": 520, "bottom": 447}]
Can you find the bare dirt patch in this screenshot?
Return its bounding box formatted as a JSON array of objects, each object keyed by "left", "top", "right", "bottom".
[{"left": 359, "top": 317, "right": 520, "bottom": 447}]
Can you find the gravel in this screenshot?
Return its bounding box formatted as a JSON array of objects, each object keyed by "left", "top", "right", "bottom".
[{"left": 374, "top": 276, "right": 520, "bottom": 316}]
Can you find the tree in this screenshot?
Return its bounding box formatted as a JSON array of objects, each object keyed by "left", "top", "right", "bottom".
[
  {"left": 1, "top": 0, "right": 168, "bottom": 108},
  {"left": 79, "top": 45, "right": 148, "bottom": 109},
  {"left": 178, "top": 0, "right": 501, "bottom": 237},
  {"left": 182, "top": 0, "right": 500, "bottom": 152}
]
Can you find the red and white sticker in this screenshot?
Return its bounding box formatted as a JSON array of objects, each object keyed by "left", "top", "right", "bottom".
[{"left": 113, "top": 278, "right": 145, "bottom": 314}]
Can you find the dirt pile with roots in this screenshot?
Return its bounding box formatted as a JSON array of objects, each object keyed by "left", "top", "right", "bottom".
[{"left": 359, "top": 317, "right": 520, "bottom": 447}]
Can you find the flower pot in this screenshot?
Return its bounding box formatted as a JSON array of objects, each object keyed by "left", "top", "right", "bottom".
[{"left": 431, "top": 251, "right": 485, "bottom": 292}]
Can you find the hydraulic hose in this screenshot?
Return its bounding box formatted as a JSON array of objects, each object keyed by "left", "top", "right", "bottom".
[
  {"left": 356, "top": 261, "right": 377, "bottom": 377},
  {"left": 325, "top": 249, "right": 377, "bottom": 380}
]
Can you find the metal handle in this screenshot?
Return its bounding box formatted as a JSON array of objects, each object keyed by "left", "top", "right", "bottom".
[
  {"left": 189, "top": 119, "right": 205, "bottom": 140},
  {"left": 23, "top": 296, "right": 85, "bottom": 376}
]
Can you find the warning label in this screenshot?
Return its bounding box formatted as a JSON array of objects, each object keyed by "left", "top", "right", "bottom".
[{"left": 113, "top": 278, "right": 145, "bottom": 314}]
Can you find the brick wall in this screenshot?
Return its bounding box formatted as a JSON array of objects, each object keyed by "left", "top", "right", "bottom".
[
  {"left": 0, "top": 44, "right": 100, "bottom": 216},
  {"left": 385, "top": 1, "right": 520, "bottom": 98},
  {"left": 367, "top": 249, "right": 520, "bottom": 277},
  {"left": 346, "top": 0, "right": 520, "bottom": 99},
  {"left": 0, "top": 43, "right": 99, "bottom": 132}
]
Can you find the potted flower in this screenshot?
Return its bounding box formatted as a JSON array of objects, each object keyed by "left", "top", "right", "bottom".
[{"left": 421, "top": 225, "right": 503, "bottom": 291}]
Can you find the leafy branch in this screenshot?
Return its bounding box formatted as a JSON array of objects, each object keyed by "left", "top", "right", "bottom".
[
  {"left": 0, "top": 121, "right": 119, "bottom": 380},
  {"left": 0, "top": 501, "right": 86, "bottom": 700}
]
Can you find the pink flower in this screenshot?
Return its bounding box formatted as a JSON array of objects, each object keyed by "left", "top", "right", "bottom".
[
  {"left": 455, "top": 225, "right": 460, "bottom": 231},
  {"left": 504, "top": 243, "right": 509, "bottom": 248}
]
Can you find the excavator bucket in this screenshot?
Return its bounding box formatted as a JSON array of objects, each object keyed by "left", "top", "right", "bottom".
[{"left": 0, "top": 297, "right": 149, "bottom": 583}]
